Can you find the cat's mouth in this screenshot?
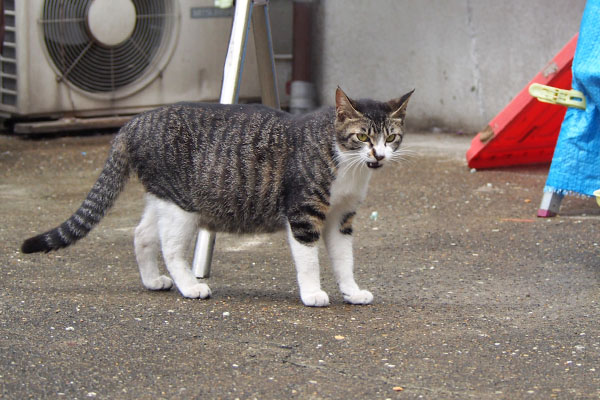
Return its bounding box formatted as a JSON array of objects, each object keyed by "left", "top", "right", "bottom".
[{"left": 366, "top": 161, "right": 383, "bottom": 169}]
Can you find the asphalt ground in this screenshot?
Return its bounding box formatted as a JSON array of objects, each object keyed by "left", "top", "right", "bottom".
[{"left": 1, "top": 131, "right": 599, "bottom": 399}]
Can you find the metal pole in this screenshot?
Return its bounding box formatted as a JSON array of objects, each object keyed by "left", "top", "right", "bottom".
[
  {"left": 192, "top": 0, "right": 280, "bottom": 279},
  {"left": 220, "top": 0, "right": 253, "bottom": 105},
  {"left": 192, "top": 0, "right": 253, "bottom": 278}
]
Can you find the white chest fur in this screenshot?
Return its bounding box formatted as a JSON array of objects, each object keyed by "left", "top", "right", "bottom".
[{"left": 329, "top": 164, "right": 373, "bottom": 210}]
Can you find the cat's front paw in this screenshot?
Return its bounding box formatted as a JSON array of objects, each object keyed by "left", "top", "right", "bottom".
[
  {"left": 343, "top": 289, "right": 373, "bottom": 305},
  {"left": 301, "top": 290, "right": 330, "bottom": 307},
  {"left": 144, "top": 275, "right": 173, "bottom": 291},
  {"left": 179, "top": 283, "right": 212, "bottom": 299}
]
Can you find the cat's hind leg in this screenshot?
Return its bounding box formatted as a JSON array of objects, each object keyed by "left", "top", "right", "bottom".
[
  {"left": 155, "top": 197, "right": 211, "bottom": 299},
  {"left": 134, "top": 195, "right": 173, "bottom": 291},
  {"left": 323, "top": 211, "right": 373, "bottom": 305}
]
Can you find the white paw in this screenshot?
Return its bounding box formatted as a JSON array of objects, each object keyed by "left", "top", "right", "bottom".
[
  {"left": 179, "top": 282, "right": 212, "bottom": 299},
  {"left": 301, "top": 290, "right": 330, "bottom": 307},
  {"left": 343, "top": 289, "right": 373, "bottom": 305},
  {"left": 145, "top": 275, "right": 173, "bottom": 291}
]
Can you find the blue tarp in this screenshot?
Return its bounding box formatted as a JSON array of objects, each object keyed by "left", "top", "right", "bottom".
[{"left": 544, "top": 0, "right": 600, "bottom": 197}]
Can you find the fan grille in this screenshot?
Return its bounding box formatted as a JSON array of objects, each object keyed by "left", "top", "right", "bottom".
[{"left": 41, "top": 0, "right": 177, "bottom": 94}]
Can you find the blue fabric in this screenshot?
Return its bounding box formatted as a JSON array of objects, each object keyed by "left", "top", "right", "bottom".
[{"left": 544, "top": 0, "right": 600, "bottom": 197}]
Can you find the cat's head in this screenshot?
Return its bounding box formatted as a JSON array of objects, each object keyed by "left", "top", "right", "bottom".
[{"left": 334, "top": 87, "right": 414, "bottom": 170}]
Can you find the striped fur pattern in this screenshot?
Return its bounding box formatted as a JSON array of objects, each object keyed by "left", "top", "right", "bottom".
[{"left": 21, "top": 87, "right": 413, "bottom": 306}]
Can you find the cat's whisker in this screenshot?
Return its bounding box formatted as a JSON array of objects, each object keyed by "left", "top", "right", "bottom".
[
  {"left": 390, "top": 157, "right": 416, "bottom": 167},
  {"left": 338, "top": 152, "right": 366, "bottom": 178},
  {"left": 389, "top": 153, "right": 417, "bottom": 166},
  {"left": 393, "top": 157, "right": 415, "bottom": 165},
  {"left": 391, "top": 150, "right": 417, "bottom": 159},
  {"left": 391, "top": 152, "right": 416, "bottom": 161},
  {"left": 351, "top": 155, "right": 368, "bottom": 175},
  {"left": 397, "top": 151, "right": 418, "bottom": 159},
  {"left": 334, "top": 154, "right": 352, "bottom": 177},
  {"left": 396, "top": 145, "right": 418, "bottom": 154},
  {"left": 390, "top": 147, "right": 418, "bottom": 164}
]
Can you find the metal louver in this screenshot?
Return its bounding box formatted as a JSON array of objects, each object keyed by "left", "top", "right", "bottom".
[
  {"left": 1, "top": 0, "right": 17, "bottom": 106},
  {"left": 41, "top": 0, "right": 178, "bottom": 96}
]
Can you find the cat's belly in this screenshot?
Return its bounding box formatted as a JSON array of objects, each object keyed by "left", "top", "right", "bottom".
[
  {"left": 196, "top": 211, "right": 286, "bottom": 234},
  {"left": 190, "top": 190, "right": 287, "bottom": 234},
  {"left": 142, "top": 179, "right": 287, "bottom": 234}
]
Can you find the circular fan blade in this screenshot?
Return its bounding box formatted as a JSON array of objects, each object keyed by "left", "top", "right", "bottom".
[{"left": 40, "top": 0, "right": 177, "bottom": 95}]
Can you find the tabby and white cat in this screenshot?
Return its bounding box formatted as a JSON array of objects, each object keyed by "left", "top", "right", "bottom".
[{"left": 21, "top": 87, "right": 413, "bottom": 307}]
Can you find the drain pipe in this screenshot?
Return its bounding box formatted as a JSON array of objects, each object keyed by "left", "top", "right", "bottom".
[{"left": 290, "top": 0, "right": 316, "bottom": 114}]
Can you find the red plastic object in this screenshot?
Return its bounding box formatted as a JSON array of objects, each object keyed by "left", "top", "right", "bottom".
[{"left": 466, "top": 34, "right": 578, "bottom": 169}]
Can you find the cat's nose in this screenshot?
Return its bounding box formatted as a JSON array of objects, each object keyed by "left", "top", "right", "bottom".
[{"left": 373, "top": 153, "right": 384, "bottom": 161}]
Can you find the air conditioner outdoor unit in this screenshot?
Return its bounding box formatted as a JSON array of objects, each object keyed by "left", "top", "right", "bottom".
[{"left": 0, "top": 0, "right": 262, "bottom": 128}]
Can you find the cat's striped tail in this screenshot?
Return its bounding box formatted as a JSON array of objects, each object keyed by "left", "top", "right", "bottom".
[{"left": 21, "top": 134, "right": 130, "bottom": 254}]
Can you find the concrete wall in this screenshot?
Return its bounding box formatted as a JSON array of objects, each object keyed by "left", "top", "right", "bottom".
[{"left": 312, "top": 0, "right": 586, "bottom": 132}]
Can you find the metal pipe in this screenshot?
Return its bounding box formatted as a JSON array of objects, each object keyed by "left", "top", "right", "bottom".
[
  {"left": 220, "top": 0, "right": 253, "bottom": 105},
  {"left": 192, "top": 0, "right": 253, "bottom": 279}
]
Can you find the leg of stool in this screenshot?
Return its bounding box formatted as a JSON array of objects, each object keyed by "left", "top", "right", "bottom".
[
  {"left": 537, "top": 191, "right": 564, "bottom": 218},
  {"left": 192, "top": 230, "right": 216, "bottom": 279},
  {"left": 192, "top": 0, "right": 253, "bottom": 278}
]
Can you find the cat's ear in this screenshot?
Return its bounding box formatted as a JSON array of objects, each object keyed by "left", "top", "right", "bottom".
[
  {"left": 336, "top": 87, "right": 362, "bottom": 122},
  {"left": 388, "top": 89, "right": 415, "bottom": 120}
]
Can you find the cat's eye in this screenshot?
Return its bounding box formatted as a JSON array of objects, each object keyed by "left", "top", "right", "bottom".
[
  {"left": 386, "top": 134, "right": 398, "bottom": 143},
  {"left": 356, "top": 133, "right": 369, "bottom": 142}
]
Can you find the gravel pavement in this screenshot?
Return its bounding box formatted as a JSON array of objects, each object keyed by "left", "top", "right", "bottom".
[{"left": 1, "top": 131, "right": 599, "bottom": 399}]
